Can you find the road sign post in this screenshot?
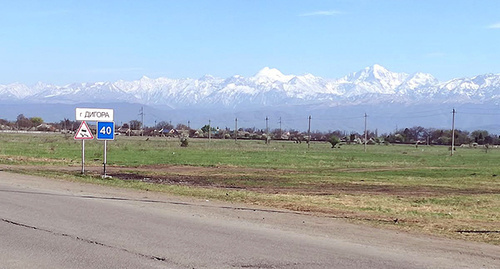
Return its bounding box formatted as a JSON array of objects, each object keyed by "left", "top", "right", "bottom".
[
  {"left": 75, "top": 108, "right": 114, "bottom": 176},
  {"left": 74, "top": 121, "right": 94, "bottom": 174},
  {"left": 82, "top": 140, "right": 85, "bottom": 174},
  {"left": 97, "top": 121, "right": 115, "bottom": 177}
]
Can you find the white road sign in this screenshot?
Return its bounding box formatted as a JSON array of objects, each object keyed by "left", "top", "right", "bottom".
[
  {"left": 76, "top": 108, "right": 114, "bottom": 122},
  {"left": 74, "top": 121, "right": 94, "bottom": 140}
]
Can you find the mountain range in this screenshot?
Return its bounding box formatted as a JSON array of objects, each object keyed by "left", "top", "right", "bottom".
[{"left": 1, "top": 64, "right": 500, "bottom": 133}]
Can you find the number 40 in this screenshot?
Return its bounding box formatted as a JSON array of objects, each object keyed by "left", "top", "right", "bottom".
[{"left": 100, "top": 126, "right": 112, "bottom": 135}]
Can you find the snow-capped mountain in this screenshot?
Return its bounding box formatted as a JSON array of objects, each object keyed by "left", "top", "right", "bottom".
[
  {"left": 2, "top": 65, "right": 500, "bottom": 132},
  {"left": 334, "top": 64, "right": 409, "bottom": 96},
  {"left": 3, "top": 64, "right": 498, "bottom": 108}
]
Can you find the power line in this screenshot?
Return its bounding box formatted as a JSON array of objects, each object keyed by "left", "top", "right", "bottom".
[{"left": 459, "top": 112, "right": 500, "bottom": 115}]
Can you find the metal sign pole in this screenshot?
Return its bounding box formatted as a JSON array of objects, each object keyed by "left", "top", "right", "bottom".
[
  {"left": 81, "top": 140, "right": 85, "bottom": 174},
  {"left": 97, "top": 121, "right": 114, "bottom": 178},
  {"left": 103, "top": 140, "right": 107, "bottom": 177}
]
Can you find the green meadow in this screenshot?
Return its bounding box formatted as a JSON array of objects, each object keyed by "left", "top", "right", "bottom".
[{"left": 1, "top": 132, "right": 499, "bottom": 244}]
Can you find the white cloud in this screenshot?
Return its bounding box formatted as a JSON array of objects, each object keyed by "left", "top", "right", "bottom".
[
  {"left": 487, "top": 23, "right": 500, "bottom": 29},
  {"left": 299, "top": 10, "right": 341, "bottom": 17}
]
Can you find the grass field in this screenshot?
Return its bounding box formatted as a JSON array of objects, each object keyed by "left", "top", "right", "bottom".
[{"left": 0, "top": 132, "right": 499, "bottom": 244}]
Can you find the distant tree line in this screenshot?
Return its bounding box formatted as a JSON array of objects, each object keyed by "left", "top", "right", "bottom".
[
  {"left": 0, "top": 114, "right": 51, "bottom": 131},
  {"left": 1, "top": 115, "right": 498, "bottom": 146},
  {"left": 383, "top": 126, "right": 499, "bottom": 146}
]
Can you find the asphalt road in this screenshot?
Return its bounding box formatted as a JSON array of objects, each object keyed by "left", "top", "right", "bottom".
[{"left": 0, "top": 171, "right": 498, "bottom": 269}]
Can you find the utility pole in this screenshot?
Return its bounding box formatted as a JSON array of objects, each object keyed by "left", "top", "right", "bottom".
[
  {"left": 265, "top": 116, "right": 269, "bottom": 144},
  {"left": 451, "top": 108, "right": 456, "bottom": 156},
  {"left": 364, "top": 113, "right": 368, "bottom": 152},
  {"left": 208, "top": 119, "right": 211, "bottom": 142},
  {"left": 307, "top": 115, "right": 311, "bottom": 148},
  {"left": 234, "top": 117, "right": 238, "bottom": 143},
  {"left": 139, "top": 106, "right": 145, "bottom": 136},
  {"left": 265, "top": 116, "right": 269, "bottom": 134},
  {"left": 278, "top": 117, "right": 282, "bottom": 140}
]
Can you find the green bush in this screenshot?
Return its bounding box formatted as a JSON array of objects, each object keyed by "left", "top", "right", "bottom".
[
  {"left": 328, "top": 135, "right": 340, "bottom": 148},
  {"left": 180, "top": 137, "right": 189, "bottom": 147}
]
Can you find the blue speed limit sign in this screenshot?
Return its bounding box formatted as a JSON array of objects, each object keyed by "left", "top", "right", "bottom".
[{"left": 97, "top": 122, "right": 115, "bottom": 140}]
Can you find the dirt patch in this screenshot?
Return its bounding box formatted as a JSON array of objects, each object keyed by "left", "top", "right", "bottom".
[
  {"left": 2, "top": 163, "right": 497, "bottom": 197},
  {"left": 107, "top": 170, "right": 496, "bottom": 197},
  {"left": 110, "top": 172, "right": 214, "bottom": 187}
]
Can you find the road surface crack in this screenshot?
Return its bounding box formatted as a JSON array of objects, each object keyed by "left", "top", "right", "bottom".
[
  {"left": 1, "top": 217, "right": 171, "bottom": 264},
  {"left": 1, "top": 189, "right": 309, "bottom": 216}
]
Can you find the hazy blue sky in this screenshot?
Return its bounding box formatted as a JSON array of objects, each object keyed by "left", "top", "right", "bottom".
[{"left": 1, "top": 0, "right": 500, "bottom": 85}]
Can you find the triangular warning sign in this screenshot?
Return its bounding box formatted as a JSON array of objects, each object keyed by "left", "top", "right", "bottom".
[{"left": 74, "top": 121, "right": 94, "bottom": 140}]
